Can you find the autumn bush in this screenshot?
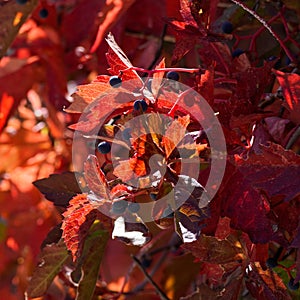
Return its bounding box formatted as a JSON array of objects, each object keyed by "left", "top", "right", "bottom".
[{"left": 0, "top": 0, "right": 300, "bottom": 299}]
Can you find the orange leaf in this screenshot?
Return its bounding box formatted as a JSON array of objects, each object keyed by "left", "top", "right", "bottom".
[{"left": 162, "top": 115, "right": 190, "bottom": 158}]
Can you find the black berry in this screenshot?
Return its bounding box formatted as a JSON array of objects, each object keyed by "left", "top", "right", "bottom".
[
  {"left": 109, "top": 76, "right": 122, "bottom": 88},
  {"left": 150, "top": 193, "right": 157, "bottom": 200},
  {"left": 266, "top": 258, "right": 278, "bottom": 268},
  {"left": 221, "top": 21, "right": 234, "bottom": 34},
  {"left": 16, "top": 0, "right": 27, "bottom": 4},
  {"left": 141, "top": 255, "right": 152, "bottom": 268},
  {"left": 122, "top": 128, "right": 132, "bottom": 140},
  {"left": 128, "top": 202, "right": 140, "bottom": 213},
  {"left": 232, "top": 49, "right": 244, "bottom": 58},
  {"left": 97, "top": 141, "right": 111, "bottom": 154},
  {"left": 166, "top": 71, "right": 180, "bottom": 81},
  {"left": 112, "top": 200, "right": 128, "bottom": 214},
  {"left": 39, "top": 8, "right": 49, "bottom": 18},
  {"left": 288, "top": 278, "right": 300, "bottom": 290},
  {"left": 133, "top": 99, "right": 148, "bottom": 112}
]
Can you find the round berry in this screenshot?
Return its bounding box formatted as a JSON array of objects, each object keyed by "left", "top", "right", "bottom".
[
  {"left": 97, "top": 141, "right": 111, "bottom": 154},
  {"left": 141, "top": 255, "right": 152, "bottom": 268},
  {"left": 150, "top": 193, "right": 157, "bottom": 200},
  {"left": 16, "top": 0, "right": 27, "bottom": 4},
  {"left": 288, "top": 278, "right": 300, "bottom": 290},
  {"left": 39, "top": 8, "right": 49, "bottom": 18},
  {"left": 122, "top": 128, "right": 132, "bottom": 140},
  {"left": 109, "top": 76, "right": 122, "bottom": 88},
  {"left": 266, "top": 258, "right": 278, "bottom": 268},
  {"left": 112, "top": 200, "right": 128, "bottom": 214},
  {"left": 221, "top": 21, "right": 234, "bottom": 34},
  {"left": 133, "top": 99, "right": 148, "bottom": 112},
  {"left": 166, "top": 71, "right": 180, "bottom": 81},
  {"left": 232, "top": 49, "right": 244, "bottom": 58},
  {"left": 128, "top": 202, "right": 140, "bottom": 213}
]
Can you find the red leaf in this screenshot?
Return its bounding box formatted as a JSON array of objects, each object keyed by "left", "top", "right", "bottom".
[
  {"left": 182, "top": 234, "right": 246, "bottom": 265},
  {"left": 65, "top": 78, "right": 110, "bottom": 113},
  {"left": 61, "top": 194, "right": 97, "bottom": 261},
  {"left": 274, "top": 70, "right": 300, "bottom": 124},
  {"left": 236, "top": 143, "right": 300, "bottom": 202},
  {"left": 105, "top": 33, "right": 143, "bottom": 84},
  {"left": 84, "top": 155, "right": 110, "bottom": 199}
]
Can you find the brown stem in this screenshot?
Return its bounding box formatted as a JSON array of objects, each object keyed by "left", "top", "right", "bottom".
[{"left": 132, "top": 255, "right": 170, "bottom": 300}]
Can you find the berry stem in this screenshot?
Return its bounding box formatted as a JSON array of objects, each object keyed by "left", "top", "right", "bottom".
[
  {"left": 230, "top": 0, "right": 296, "bottom": 62},
  {"left": 122, "top": 66, "right": 202, "bottom": 75},
  {"left": 168, "top": 87, "right": 195, "bottom": 118}
]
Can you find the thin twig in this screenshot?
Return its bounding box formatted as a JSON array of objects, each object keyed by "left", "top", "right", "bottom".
[
  {"left": 230, "top": 0, "right": 295, "bottom": 62},
  {"left": 285, "top": 126, "right": 300, "bottom": 150},
  {"left": 132, "top": 255, "right": 170, "bottom": 300}
]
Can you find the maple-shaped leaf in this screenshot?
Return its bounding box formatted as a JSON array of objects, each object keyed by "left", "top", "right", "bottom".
[
  {"left": 65, "top": 76, "right": 110, "bottom": 113},
  {"left": 26, "top": 239, "right": 70, "bottom": 298},
  {"left": 105, "top": 33, "right": 143, "bottom": 85},
  {"left": 274, "top": 70, "right": 300, "bottom": 124},
  {"left": 69, "top": 90, "right": 136, "bottom": 132},
  {"left": 61, "top": 194, "right": 99, "bottom": 261},
  {"left": 162, "top": 115, "right": 190, "bottom": 158},
  {"left": 84, "top": 155, "right": 110, "bottom": 199},
  {"left": 168, "top": 0, "right": 207, "bottom": 64},
  {"left": 33, "top": 172, "right": 84, "bottom": 207},
  {"left": 246, "top": 263, "right": 291, "bottom": 300}
]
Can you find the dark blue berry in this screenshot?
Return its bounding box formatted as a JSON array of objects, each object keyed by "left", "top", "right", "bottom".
[
  {"left": 232, "top": 49, "right": 244, "bottom": 58},
  {"left": 112, "top": 200, "right": 128, "bottom": 214},
  {"left": 128, "top": 202, "right": 140, "bottom": 213},
  {"left": 39, "top": 8, "right": 49, "bottom": 18},
  {"left": 150, "top": 193, "right": 157, "bottom": 200},
  {"left": 16, "top": 0, "right": 27, "bottom": 4},
  {"left": 141, "top": 255, "right": 152, "bottom": 268},
  {"left": 133, "top": 100, "right": 148, "bottom": 112},
  {"left": 97, "top": 141, "right": 111, "bottom": 154},
  {"left": 266, "top": 258, "right": 278, "bottom": 268},
  {"left": 166, "top": 71, "right": 180, "bottom": 81},
  {"left": 122, "top": 128, "right": 132, "bottom": 140},
  {"left": 288, "top": 278, "right": 300, "bottom": 290},
  {"left": 109, "top": 76, "right": 122, "bottom": 88},
  {"left": 222, "top": 21, "right": 234, "bottom": 34}
]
